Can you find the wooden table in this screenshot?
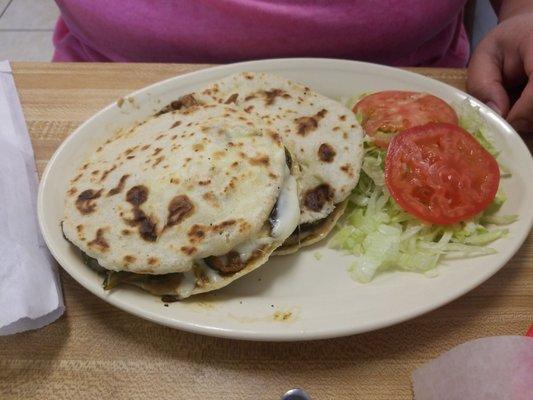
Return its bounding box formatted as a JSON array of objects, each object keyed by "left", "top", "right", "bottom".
[{"left": 1, "top": 63, "right": 531, "bottom": 400}]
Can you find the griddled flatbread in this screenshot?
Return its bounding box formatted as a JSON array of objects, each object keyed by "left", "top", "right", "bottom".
[
  {"left": 63, "top": 102, "right": 300, "bottom": 298},
  {"left": 191, "top": 72, "right": 364, "bottom": 251}
]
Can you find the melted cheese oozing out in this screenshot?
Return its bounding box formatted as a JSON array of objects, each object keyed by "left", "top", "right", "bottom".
[
  {"left": 271, "top": 168, "right": 300, "bottom": 239},
  {"left": 233, "top": 167, "right": 300, "bottom": 261},
  {"left": 178, "top": 270, "right": 196, "bottom": 298},
  {"left": 195, "top": 259, "right": 222, "bottom": 283},
  {"left": 233, "top": 236, "right": 273, "bottom": 263}
]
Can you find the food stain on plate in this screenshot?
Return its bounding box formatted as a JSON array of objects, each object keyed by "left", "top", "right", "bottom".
[
  {"left": 228, "top": 306, "right": 300, "bottom": 324},
  {"left": 116, "top": 96, "right": 140, "bottom": 111},
  {"left": 273, "top": 310, "right": 293, "bottom": 322},
  {"left": 180, "top": 293, "right": 222, "bottom": 311}
]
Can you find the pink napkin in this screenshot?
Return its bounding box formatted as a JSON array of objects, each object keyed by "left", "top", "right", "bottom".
[{"left": 412, "top": 335, "right": 533, "bottom": 400}]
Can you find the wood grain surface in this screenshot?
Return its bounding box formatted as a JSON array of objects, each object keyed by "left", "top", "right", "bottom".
[{"left": 1, "top": 63, "right": 531, "bottom": 400}]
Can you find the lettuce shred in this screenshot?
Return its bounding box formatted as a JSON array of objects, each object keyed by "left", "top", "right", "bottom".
[{"left": 329, "top": 99, "right": 516, "bottom": 283}]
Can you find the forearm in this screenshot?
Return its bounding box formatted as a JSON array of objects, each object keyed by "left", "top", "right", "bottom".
[{"left": 491, "top": 0, "right": 533, "bottom": 20}]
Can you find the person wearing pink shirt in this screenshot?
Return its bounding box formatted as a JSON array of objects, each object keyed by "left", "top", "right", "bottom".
[{"left": 52, "top": 0, "right": 533, "bottom": 133}]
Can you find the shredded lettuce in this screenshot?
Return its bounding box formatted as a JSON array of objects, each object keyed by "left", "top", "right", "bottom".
[
  {"left": 330, "top": 98, "right": 516, "bottom": 283},
  {"left": 457, "top": 100, "right": 499, "bottom": 157},
  {"left": 457, "top": 99, "right": 511, "bottom": 176}
]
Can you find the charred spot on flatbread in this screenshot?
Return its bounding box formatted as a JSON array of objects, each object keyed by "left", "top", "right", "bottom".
[
  {"left": 166, "top": 195, "right": 194, "bottom": 227},
  {"left": 187, "top": 220, "right": 236, "bottom": 243},
  {"left": 126, "top": 185, "right": 148, "bottom": 206},
  {"left": 262, "top": 89, "right": 291, "bottom": 106},
  {"left": 238, "top": 220, "right": 251, "bottom": 234},
  {"left": 76, "top": 224, "right": 85, "bottom": 241},
  {"left": 88, "top": 228, "right": 109, "bottom": 252},
  {"left": 318, "top": 143, "right": 336, "bottom": 163},
  {"left": 148, "top": 257, "right": 160, "bottom": 266},
  {"left": 294, "top": 109, "right": 327, "bottom": 136},
  {"left": 155, "top": 94, "right": 200, "bottom": 116},
  {"left": 124, "top": 187, "right": 157, "bottom": 241},
  {"left": 224, "top": 93, "right": 239, "bottom": 104},
  {"left": 188, "top": 224, "right": 206, "bottom": 244},
  {"left": 124, "top": 146, "right": 139, "bottom": 156},
  {"left": 76, "top": 189, "right": 102, "bottom": 215},
  {"left": 180, "top": 246, "right": 197, "bottom": 256},
  {"left": 244, "top": 89, "right": 289, "bottom": 105},
  {"left": 193, "top": 143, "right": 204, "bottom": 152},
  {"left": 123, "top": 255, "right": 136, "bottom": 264},
  {"left": 107, "top": 174, "right": 129, "bottom": 196},
  {"left": 303, "top": 184, "right": 334, "bottom": 212},
  {"left": 248, "top": 154, "right": 269, "bottom": 166},
  {"left": 213, "top": 220, "right": 236, "bottom": 232},
  {"left": 340, "top": 163, "right": 354, "bottom": 177},
  {"left": 202, "top": 191, "right": 219, "bottom": 207},
  {"left": 152, "top": 156, "right": 165, "bottom": 167},
  {"left": 135, "top": 211, "right": 158, "bottom": 242},
  {"left": 268, "top": 131, "right": 282, "bottom": 145},
  {"left": 173, "top": 94, "right": 199, "bottom": 109}
]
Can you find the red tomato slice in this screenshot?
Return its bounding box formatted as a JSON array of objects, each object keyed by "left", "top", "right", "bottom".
[
  {"left": 385, "top": 123, "right": 500, "bottom": 225},
  {"left": 353, "top": 91, "right": 459, "bottom": 148}
]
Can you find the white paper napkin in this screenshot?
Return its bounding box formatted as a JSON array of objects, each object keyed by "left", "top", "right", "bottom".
[
  {"left": 0, "top": 60, "right": 64, "bottom": 335},
  {"left": 412, "top": 336, "right": 533, "bottom": 400}
]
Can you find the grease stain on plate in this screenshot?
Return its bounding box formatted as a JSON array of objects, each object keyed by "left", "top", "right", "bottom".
[
  {"left": 228, "top": 306, "right": 300, "bottom": 324},
  {"left": 273, "top": 310, "right": 293, "bottom": 321},
  {"left": 116, "top": 96, "right": 140, "bottom": 111}
]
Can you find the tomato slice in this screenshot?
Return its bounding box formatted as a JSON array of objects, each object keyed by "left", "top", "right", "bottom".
[
  {"left": 385, "top": 123, "right": 500, "bottom": 225},
  {"left": 353, "top": 91, "right": 459, "bottom": 148}
]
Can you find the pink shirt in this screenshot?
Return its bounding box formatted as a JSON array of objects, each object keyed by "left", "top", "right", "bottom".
[{"left": 53, "top": 0, "right": 469, "bottom": 67}]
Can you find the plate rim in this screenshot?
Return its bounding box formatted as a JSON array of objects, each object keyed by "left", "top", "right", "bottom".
[{"left": 38, "top": 57, "right": 533, "bottom": 341}]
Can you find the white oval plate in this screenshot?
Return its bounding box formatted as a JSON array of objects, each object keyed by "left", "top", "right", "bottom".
[{"left": 38, "top": 58, "right": 533, "bottom": 341}]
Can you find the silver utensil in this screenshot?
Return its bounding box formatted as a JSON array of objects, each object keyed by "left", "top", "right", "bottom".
[{"left": 281, "top": 388, "right": 311, "bottom": 400}]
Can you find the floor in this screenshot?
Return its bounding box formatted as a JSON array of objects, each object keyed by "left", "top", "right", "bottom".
[
  {"left": 0, "top": 0, "right": 497, "bottom": 62},
  {"left": 0, "top": 0, "right": 59, "bottom": 61}
]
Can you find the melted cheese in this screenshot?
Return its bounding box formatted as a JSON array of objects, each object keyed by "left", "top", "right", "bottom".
[
  {"left": 177, "top": 270, "right": 196, "bottom": 298},
  {"left": 271, "top": 167, "right": 300, "bottom": 239},
  {"left": 195, "top": 259, "right": 222, "bottom": 283},
  {"left": 234, "top": 236, "right": 273, "bottom": 262}
]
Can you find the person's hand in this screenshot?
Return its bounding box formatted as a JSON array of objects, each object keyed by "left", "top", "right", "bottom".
[{"left": 467, "top": 13, "right": 533, "bottom": 133}]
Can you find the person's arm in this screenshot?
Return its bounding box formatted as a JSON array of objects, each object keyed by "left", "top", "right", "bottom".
[
  {"left": 467, "top": 0, "right": 533, "bottom": 132},
  {"left": 491, "top": 0, "right": 533, "bottom": 18}
]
